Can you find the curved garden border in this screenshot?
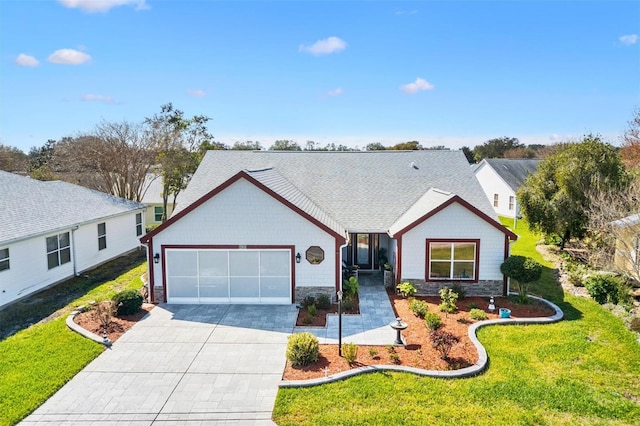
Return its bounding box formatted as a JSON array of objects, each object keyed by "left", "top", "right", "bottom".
[
  {"left": 66, "top": 309, "right": 112, "bottom": 347},
  {"left": 279, "top": 294, "right": 563, "bottom": 388}
]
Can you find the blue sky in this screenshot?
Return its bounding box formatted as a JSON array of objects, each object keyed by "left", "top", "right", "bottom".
[{"left": 1, "top": 0, "right": 639, "bottom": 152}]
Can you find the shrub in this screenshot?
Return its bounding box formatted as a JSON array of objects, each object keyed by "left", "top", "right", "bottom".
[
  {"left": 457, "top": 318, "right": 471, "bottom": 325},
  {"left": 389, "top": 352, "right": 400, "bottom": 364},
  {"left": 469, "top": 308, "right": 488, "bottom": 320},
  {"left": 111, "top": 289, "right": 143, "bottom": 316},
  {"left": 303, "top": 314, "right": 313, "bottom": 325},
  {"left": 424, "top": 312, "right": 443, "bottom": 331},
  {"left": 92, "top": 301, "right": 115, "bottom": 329},
  {"left": 450, "top": 283, "right": 466, "bottom": 300},
  {"left": 315, "top": 294, "right": 331, "bottom": 310},
  {"left": 397, "top": 282, "right": 416, "bottom": 298},
  {"left": 300, "top": 295, "right": 316, "bottom": 308},
  {"left": 368, "top": 348, "right": 378, "bottom": 358},
  {"left": 342, "top": 295, "right": 355, "bottom": 311},
  {"left": 307, "top": 304, "right": 317, "bottom": 316},
  {"left": 343, "top": 276, "right": 359, "bottom": 297},
  {"left": 630, "top": 317, "right": 640, "bottom": 333},
  {"left": 342, "top": 343, "right": 358, "bottom": 365},
  {"left": 500, "top": 255, "right": 542, "bottom": 303},
  {"left": 386, "top": 345, "right": 396, "bottom": 353},
  {"left": 409, "top": 299, "right": 429, "bottom": 318},
  {"left": 568, "top": 266, "right": 588, "bottom": 287},
  {"left": 430, "top": 329, "right": 460, "bottom": 360},
  {"left": 438, "top": 288, "right": 458, "bottom": 314},
  {"left": 584, "top": 274, "right": 628, "bottom": 305},
  {"left": 286, "top": 332, "right": 320, "bottom": 366},
  {"left": 468, "top": 302, "right": 478, "bottom": 309}
]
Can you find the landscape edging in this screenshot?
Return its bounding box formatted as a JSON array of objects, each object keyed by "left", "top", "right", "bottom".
[
  {"left": 279, "top": 294, "right": 564, "bottom": 388},
  {"left": 66, "top": 309, "right": 112, "bottom": 347}
]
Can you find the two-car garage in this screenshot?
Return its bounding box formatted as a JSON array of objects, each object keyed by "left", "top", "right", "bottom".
[{"left": 164, "top": 248, "right": 292, "bottom": 304}]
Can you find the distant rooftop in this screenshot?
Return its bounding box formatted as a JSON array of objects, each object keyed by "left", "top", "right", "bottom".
[{"left": 480, "top": 158, "right": 541, "bottom": 191}]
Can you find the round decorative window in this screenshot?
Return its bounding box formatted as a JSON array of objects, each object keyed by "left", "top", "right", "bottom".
[{"left": 305, "top": 246, "right": 325, "bottom": 265}]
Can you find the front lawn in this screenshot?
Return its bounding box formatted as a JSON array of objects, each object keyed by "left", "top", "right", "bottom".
[
  {"left": 0, "top": 253, "right": 147, "bottom": 426},
  {"left": 273, "top": 218, "right": 640, "bottom": 425}
]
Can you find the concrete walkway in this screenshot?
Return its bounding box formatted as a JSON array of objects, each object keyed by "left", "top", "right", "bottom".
[{"left": 21, "top": 304, "right": 298, "bottom": 425}]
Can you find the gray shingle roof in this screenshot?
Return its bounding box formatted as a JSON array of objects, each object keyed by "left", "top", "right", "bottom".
[
  {"left": 175, "top": 150, "right": 496, "bottom": 233},
  {"left": 482, "top": 159, "right": 541, "bottom": 192},
  {"left": 1, "top": 171, "right": 146, "bottom": 244}
]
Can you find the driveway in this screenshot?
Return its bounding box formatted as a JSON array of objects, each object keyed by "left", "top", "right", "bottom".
[{"left": 21, "top": 304, "right": 298, "bottom": 425}]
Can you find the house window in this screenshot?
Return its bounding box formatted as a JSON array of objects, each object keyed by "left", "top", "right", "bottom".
[
  {"left": 509, "top": 196, "right": 515, "bottom": 210},
  {"left": 305, "top": 246, "right": 325, "bottom": 264},
  {"left": 154, "top": 206, "right": 164, "bottom": 222},
  {"left": 136, "top": 213, "right": 143, "bottom": 236},
  {"left": 98, "top": 223, "right": 107, "bottom": 250},
  {"left": 0, "top": 248, "right": 9, "bottom": 271},
  {"left": 46, "top": 232, "right": 71, "bottom": 270},
  {"left": 426, "top": 239, "right": 479, "bottom": 281},
  {"left": 493, "top": 194, "right": 499, "bottom": 207}
]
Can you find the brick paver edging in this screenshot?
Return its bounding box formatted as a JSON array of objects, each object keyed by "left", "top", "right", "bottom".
[
  {"left": 279, "top": 294, "right": 563, "bottom": 388},
  {"left": 66, "top": 309, "right": 112, "bottom": 347}
]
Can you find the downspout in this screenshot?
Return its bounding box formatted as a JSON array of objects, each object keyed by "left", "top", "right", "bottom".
[
  {"left": 338, "top": 233, "right": 350, "bottom": 295},
  {"left": 139, "top": 240, "right": 153, "bottom": 303},
  {"left": 71, "top": 226, "right": 79, "bottom": 276}
]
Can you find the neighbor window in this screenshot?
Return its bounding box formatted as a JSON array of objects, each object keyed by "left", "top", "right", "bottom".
[
  {"left": 509, "top": 196, "right": 515, "bottom": 210},
  {"left": 154, "top": 206, "right": 164, "bottom": 222},
  {"left": 98, "top": 223, "right": 107, "bottom": 250},
  {"left": 136, "top": 213, "right": 143, "bottom": 236},
  {"left": 0, "top": 248, "right": 9, "bottom": 271},
  {"left": 46, "top": 232, "right": 71, "bottom": 270},
  {"left": 305, "top": 246, "right": 325, "bottom": 264},
  {"left": 426, "top": 239, "right": 479, "bottom": 281},
  {"left": 493, "top": 194, "right": 499, "bottom": 207}
]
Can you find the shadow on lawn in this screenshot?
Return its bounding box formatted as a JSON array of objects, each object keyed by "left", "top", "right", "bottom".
[{"left": 0, "top": 251, "right": 145, "bottom": 340}]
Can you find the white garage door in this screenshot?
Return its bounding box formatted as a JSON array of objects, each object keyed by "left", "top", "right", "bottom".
[{"left": 165, "top": 249, "right": 292, "bottom": 304}]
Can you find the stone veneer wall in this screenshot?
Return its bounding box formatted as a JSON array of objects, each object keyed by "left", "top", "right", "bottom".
[
  {"left": 295, "top": 286, "right": 336, "bottom": 303},
  {"left": 152, "top": 286, "right": 165, "bottom": 304},
  {"left": 405, "top": 279, "right": 505, "bottom": 297}
]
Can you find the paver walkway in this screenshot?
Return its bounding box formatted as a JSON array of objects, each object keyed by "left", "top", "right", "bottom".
[{"left": 21, "top": 274, "right": 399, "bottom": 425}]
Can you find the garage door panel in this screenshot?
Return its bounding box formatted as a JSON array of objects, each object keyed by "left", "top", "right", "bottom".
[
  {"left": 169, "top": 251, "right": 198, "bottom": 276},
  {"left": 229, "top": 251, "right": 259, "bottom": 276},
  {"left": 260, "top": 277, "right": 290, "bottom": 298},
  {"left": 199, "top": 277, "right": 228, "bottom": 298},
  {"left": 169, "top": 277, "right": 198, "bottom": 298},
  {"left": 198, "top": 251, "right": 228, "bottom": 276},
  {"left": 260, "top": 251, "right": 290, "bottom": 276},
  {"left": 229, "top": 277, "right": 260, "bottom": 298}
]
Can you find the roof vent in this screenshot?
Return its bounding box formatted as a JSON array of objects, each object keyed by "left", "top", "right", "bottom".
[{"left": 410, "top": 162, "right": 419, "bottom": 170}]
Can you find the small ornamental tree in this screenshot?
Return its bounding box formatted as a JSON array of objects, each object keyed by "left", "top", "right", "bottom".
[{"left": 500, "top": 255, "right": 542, "bottom": 303}]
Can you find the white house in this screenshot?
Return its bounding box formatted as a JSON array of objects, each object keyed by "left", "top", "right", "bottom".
[
  {"left": 140, "top": 173, "right": 179, "bottom": 226},
  {"left": 0, "top": 171, "right": 147, "bottom": 309},
  {"left": 142, "top": 151, "right": 517, "bottom": 305},
  {"left": 473, "top": 158, "right": 540, "bottom": 218}
]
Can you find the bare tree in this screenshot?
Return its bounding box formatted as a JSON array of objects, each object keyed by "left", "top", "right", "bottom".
[{"left": 587, "top": 177, "right": 640, "bottom": 282}]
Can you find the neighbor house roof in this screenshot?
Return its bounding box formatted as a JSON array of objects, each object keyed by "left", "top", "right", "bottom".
[
  {"left": 172, "top": 150, "right": 498, "bottom": 234},
  {"left": 0, "top": 171, "right": 146, "bottom": 245},
  {"left": 477, "top": 158, "right": 541, "bottom": 192}
]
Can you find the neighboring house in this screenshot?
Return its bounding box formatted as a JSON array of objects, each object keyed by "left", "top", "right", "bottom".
[
  {"left": 142, "top": 151, "right": 517, "bottom": 305},
  {"left": 473, "top": 158, "right": 541, "bottom": 218},
  {"left": 610, "top": 213, "right": 640, "bottom": 279},
  {"left": 0, "top": 171, "right": 146, "bottom": 309},
  {"left": 140, "top": 173, "right": 177, "bottom": 226}
]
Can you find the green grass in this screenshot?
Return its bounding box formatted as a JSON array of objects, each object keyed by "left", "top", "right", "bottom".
[
  {"left": 0, "top": 253, "right": 147, "bottom": 426},
  {"left": 273, "top": 217, "right": 640, "bottom": 425}
]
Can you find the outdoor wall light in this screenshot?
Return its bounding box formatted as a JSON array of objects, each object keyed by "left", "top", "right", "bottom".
[
  {"left": 295, "top": 252, "right": 301, "bottom": 263},
  {"left": 153, "top": 253, "right": 160, "bottom": 264}
]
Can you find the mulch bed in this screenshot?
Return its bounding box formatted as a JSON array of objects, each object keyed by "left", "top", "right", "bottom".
[
  {"left": 73, "top": 303, "right": 155, "bottom": 343},
  {"left": 282, "top": 291, "right": 555, "bottom": 380},
  {"left": 295, "top": 294, "right": 360, "bottom": 327}
]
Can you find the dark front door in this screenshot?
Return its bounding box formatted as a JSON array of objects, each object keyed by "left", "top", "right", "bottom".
[{"left": 355, "top": 233, "right": 372, "bottom": 269}]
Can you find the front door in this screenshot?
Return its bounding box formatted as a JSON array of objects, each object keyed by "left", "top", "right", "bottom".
[{"left": 355, "top": 233, "right": 372, "bottom": 269}]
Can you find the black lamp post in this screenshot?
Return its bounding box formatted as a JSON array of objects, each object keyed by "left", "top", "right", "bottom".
[{"left": 337, "top": 290, "right": 343, "bottom": 357}]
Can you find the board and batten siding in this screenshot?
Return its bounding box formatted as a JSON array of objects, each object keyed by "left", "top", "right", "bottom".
[
  {"left": 400, "top": 202, "right": 506, "bottom": 281},
  {"left": 0, "top": 211, "right": 143, "bottom": 309},
  {"left": 150, "top": 178, "right": 337, "bottom": 291},
  {"left": 475, "top": 164, "right": 517, "bottom": 218}
]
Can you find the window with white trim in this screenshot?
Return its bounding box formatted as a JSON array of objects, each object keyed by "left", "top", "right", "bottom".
[
  {"left": 98, "top": 223, "right": 107, "bottom": 250},
  {"left": 426, "top": 240, "right": 478, "bottom": 281},
  {"left": 46, "top": 232, "right": 71, "bottom": 270},
  {"left": 154, "top": 206, "right": 163, "bottom": 222},
  {"left": 509, "top": 196, "right": 515, "bottom": 210},
  {"left": 135, "top": 213, "right": 143, "bottom": 236},
  {"left": 493, "top": 194, "right": 499, "bottom": 207},
  {"left": 0, "top": 248, "right": 9, "bottom": 271}
]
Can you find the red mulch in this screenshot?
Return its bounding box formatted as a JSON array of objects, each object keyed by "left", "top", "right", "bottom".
[
  {"left": 282, "top": 291, "right": 555, "bottom": 380},
  {"left": 73, "top": 303, "right": 155, "bottom": 343},
  {"left": 295, "top": 294, "right": 360, "bottom": 327}
]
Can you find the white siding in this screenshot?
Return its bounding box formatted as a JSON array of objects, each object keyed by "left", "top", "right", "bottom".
[
  {"left": 0, "top": 211, "right": 143, "bottom": 309},
  {"left": 475, "top": 164, "right": 517, "bottom": 218},
  {"left": 151, "top": 179, "right": 337, "bottom": 291},
  {"left": 400, "top": 202, "right": 506, "bottom": 281}
]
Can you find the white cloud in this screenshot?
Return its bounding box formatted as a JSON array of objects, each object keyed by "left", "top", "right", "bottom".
[
  {"left": 58, "top": 0, "right": 148, "bottom": 13},
  {"left": 327, "top": 88, "right": 343, "bottom": 97},
  {"left": 81, "top": 94, "right": 115, "bottom": 103},
  {"left": 48, "top": 49, "right": 91, "bottom": 65},
  {"left": 188, "top": 89, "right": 206, "bottom": 98},
  {"left": 15, "top": 54, "right": 39, "bottom": 67},
  {"left": 299, "top": 36, "right": 347, "bottom": 55},
  {"left": 400, "top": 77, "right": 434, "bottom": 94},
  {"left": 619, "top": 34, "right": 638, "bottom": 45}
]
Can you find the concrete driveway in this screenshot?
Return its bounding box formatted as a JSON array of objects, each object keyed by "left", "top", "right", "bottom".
[{"left": 21, "top": 304, "right": 298, "bottom": 425}]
